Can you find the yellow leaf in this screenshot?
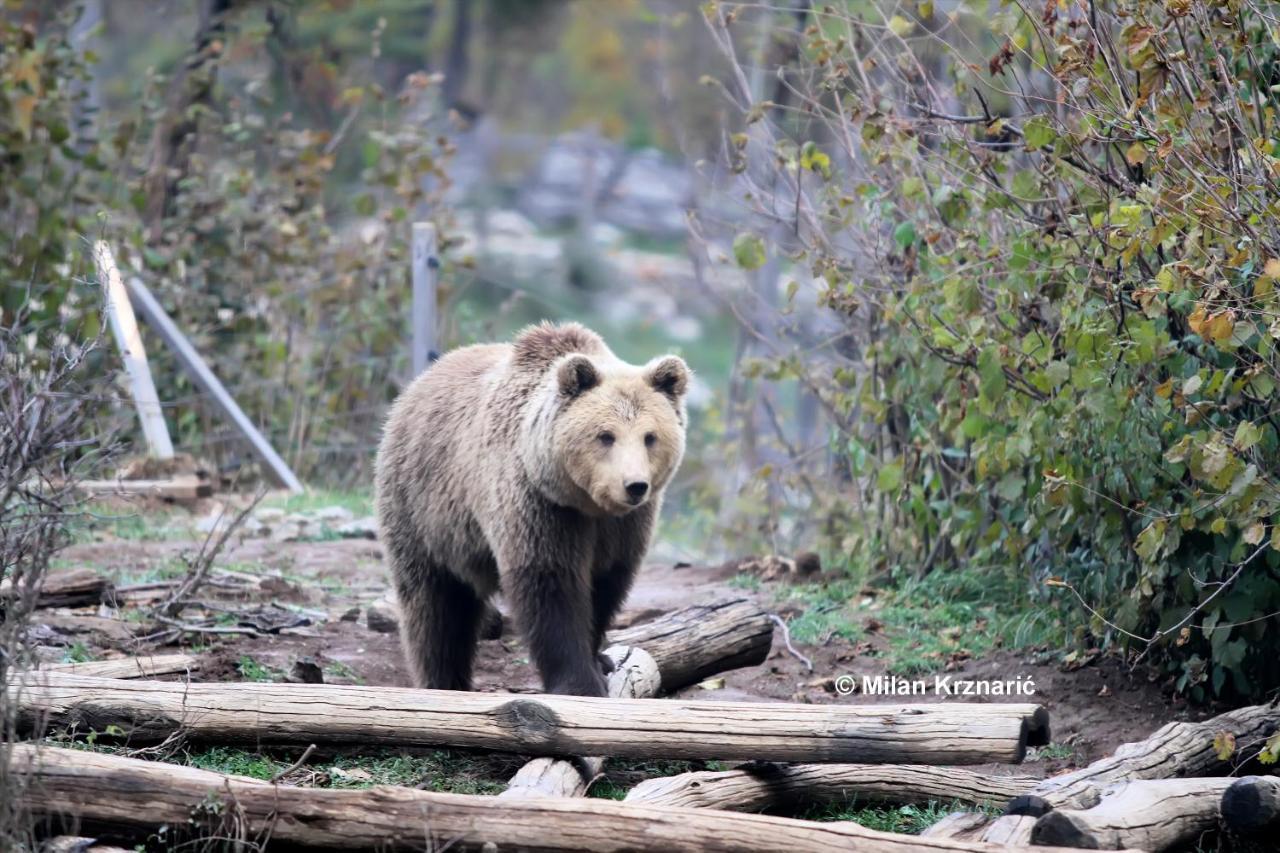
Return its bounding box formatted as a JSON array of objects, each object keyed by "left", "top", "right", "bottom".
[
  {"left": 888, "top": 15, "right": 914, "bottom": 37},
  {"left": 1244, "top": 522, "right": 1266, "bottom": 546},
  {"left": 1187, "top": 303, "right": 1208, "bottom": 335},
  {"left": 1207, "top": 311, "right": 1235, "bottom": 343},
  {"left": 1214, "top": 731, "right": 1236, "bottom": 761},
  {"left": 1155, "top": 378, "right": 1173, "bottom": 398},
  {"left": 697, "top": 677, "right": 726, "bottom": 690},
  {"left": 12, "top": 95, "right": 36, "bottom": 141},
  {"left": 1125, "top": 141, "right": 1149, "bottom": 166}
]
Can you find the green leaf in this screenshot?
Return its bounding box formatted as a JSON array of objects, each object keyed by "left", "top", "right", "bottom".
[
  {"left": 877, "top": 460, "right": 904, "bottom": 491},
  {"left": 799, "top": 141, "right": 831, "bottom": 179},
  {"left": 732, "top": 233, "right": 767, "bottom": 270},
  {"left": 893, "top": 221, "right": 916, "bottom": 249},
  {"left": 1022, "top": 117, "right": 1056, "bottom": 150}
]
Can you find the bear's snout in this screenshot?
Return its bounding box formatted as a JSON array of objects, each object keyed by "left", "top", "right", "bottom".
[{"left": 625, "top": 480, "right": 650, "bottom": 504}]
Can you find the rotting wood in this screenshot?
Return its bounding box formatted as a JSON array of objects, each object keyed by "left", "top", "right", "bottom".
[
  {"left": 12, "top": 672, "right": 1047, "bottom": 765},
  {"left": 0, "top": 568, "right": 110, "bottom": 609},
  {"left": 1031, "top": 777, "right": 1234, "bottom": 851},
  {"left": 12, "top": 745, "right": 1138, "bottom": 853},
  {"left": 1221, "top": 774, "right": 1280, "bottom": 834},
  {"left": 624, "top": 762, "right": 1037, "bottom": 811}
]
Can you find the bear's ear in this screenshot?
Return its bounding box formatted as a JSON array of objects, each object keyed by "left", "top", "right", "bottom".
[
  {"left": 557, "top": 354, "right": 601, "bottom": 398},
  {"left": 645, "top": 355, "right": 689, "bottom": 399}
]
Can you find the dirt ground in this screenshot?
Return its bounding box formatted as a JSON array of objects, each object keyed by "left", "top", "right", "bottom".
[{"left": 40, "top": 496, "right": 1220, "bottom": 789}]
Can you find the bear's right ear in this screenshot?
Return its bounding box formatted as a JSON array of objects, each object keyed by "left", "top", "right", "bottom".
[{"left": 557, "top": 354, "right": 601, "bottom": 398}]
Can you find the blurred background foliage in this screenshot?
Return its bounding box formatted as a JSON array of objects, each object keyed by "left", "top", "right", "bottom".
[{"left": 7, "top": 0, "right": 1280, "bottom": 702}]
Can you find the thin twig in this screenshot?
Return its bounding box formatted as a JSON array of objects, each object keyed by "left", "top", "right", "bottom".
[
  {"left": 271, "top": 743, "right": 317, "bottom": 783},
  {"left": 768, "top": 613, "right": 813, "bottom": 672}
]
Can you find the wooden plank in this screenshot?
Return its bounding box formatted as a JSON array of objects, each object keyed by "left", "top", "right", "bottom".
[
  {"left": 13, "top": 745, "right": 1129, "bottom": 853},
  {"left": 41, "top": 653, "right": 201, "bottom": 679},
  {"left": 93, "top": 241, "right": 173, "bottom": 460},
  {"left": 13, "top": 673, "right": 1048, "bottom": 765},
  {"left": 72, "top": 475, "right": 211, "bottom": 500},
  {"left": 123, "top": 276, "right": 303, "bottom": 493},
  {"left": 411, "top": 221, "right": 439, "bottom": 377}
]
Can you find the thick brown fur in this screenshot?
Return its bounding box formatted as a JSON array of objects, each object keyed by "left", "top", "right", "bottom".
[{"left": 375, "top": 322, "right": 689, "bottom": 696}]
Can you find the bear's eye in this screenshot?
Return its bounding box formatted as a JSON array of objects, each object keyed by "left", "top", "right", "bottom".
[
  {"left": 644, "top": 432, "right": 657, "bottom": 448},
  {"left": 598, "top": 432, "right": 615, "bottom": 447}
]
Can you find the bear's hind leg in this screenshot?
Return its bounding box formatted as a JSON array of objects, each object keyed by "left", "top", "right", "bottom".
[{"left": 394, "top": 559, "right": 484, "bottom": 691}]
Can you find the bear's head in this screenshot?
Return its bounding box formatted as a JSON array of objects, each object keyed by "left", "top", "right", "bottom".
[{"left": 527, "top": 348, "right": 689, "bottom": 517}]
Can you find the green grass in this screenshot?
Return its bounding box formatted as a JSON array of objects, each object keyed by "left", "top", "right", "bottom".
[
  {"left": 323, "top": 660, "right": 364, "bottom": 684},
  {"left": 772, "top": 568, "right": 1069, "bottom": 676},
  {"left": 261, "top": 488, "right": 373, "bottom": 517},
  {"left": 801, "top": 799, "right": 995, "bottom": 833},
  {"left": 236, "top": 655, "right": 281, "bottom": 683},
  {"left": 69, "top": 509, "right": 194, "bottom": 544},
  {"left": 1034, "top": 742, "right": 1076, "bottom": 761},
  {"left": 60, "top": 641, "right": 96, "bottom": 664}
]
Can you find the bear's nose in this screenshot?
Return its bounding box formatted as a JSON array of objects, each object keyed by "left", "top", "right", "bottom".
[{"left": 625, "top": 480, "right": 649, "bottom": 503}]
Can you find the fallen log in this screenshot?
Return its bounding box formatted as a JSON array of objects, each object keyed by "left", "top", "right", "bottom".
[
  {"left": 0, "top": 568, "right": 111, "bottom": 609},
  {"left": 972, "top": 701, "right": 1280, "bottom": 845},
  {"left": 12, "top": 745, "right": 1134, "bottom": 853},
  {"left": 13, "top": 673, "right": 1046, "bottom": 765},
  {"left": 1031, "top": 777, "right": 1233, "bottom": 851},
  {"left": 502, "top": 646, "right": 661, "bottom": 798},
  {"left": 624, "top": 762, "right": 1037, "bottom": 812},
  {"left": 920, "top": 813, "right": 991, "bottom": 841},
  {"left": 607, "top": 597, "right": 773, "bottom": 693},
  {"left": 41, "top": 653, "right": 200, "bottom": 679},
  {"left": 1220, "top": 774, "right": 1280, "bottom": 834}
]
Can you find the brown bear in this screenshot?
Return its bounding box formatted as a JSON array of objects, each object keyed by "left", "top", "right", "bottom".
[{"left": 375, "top": 321, "right": 689, "bottom": 697}]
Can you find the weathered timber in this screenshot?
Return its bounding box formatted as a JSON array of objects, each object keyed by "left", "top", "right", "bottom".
[
  {"left": 973, "top": 701, "right": 1279, "bottom": 845},
  {"left": 920, "top": 813, "right": 992, "bottom": 841},
  {"left": 1220, "top": 774, "right": 1280, "bottom": 834},
  {"left": 608, "top": 597, "right": 773, "bottom": 693},
  {"left": 41, "top": 653, "right": 200, "bottom": 679},
  {"left": 624, "top": 762, "right": 1037, "bottom": 811},
  {"left": 73, "top": 475, "right": 211, "bottom": 500},
  {"left": 1031, "top": 777, "right": 1233, "bottom": 851},
  {"left": 0, "top": 568, "right": 110, "bottom": 609},
  {"left": 502, "top": 646, "right": 661, "bottom": 798},
  {"left": 12, "top": 745, "right": 1133, "bottom": 853},
  {"left": 12, "top": 673, "right": 1046, "bottom": 765}
]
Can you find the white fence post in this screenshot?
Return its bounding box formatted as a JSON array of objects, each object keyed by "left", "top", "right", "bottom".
[{"left": 411, "top": 222, "right": 439, "bottom": 378}]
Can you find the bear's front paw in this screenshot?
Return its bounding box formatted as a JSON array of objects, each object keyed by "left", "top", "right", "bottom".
[{"left": 547, "top": 667, "right": 608, "bottom": 698}]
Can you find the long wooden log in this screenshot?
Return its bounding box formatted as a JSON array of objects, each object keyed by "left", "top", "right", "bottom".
[
  {"left": 0, "top": 568, "right": 111, "bottom": 609},
  {"left": 40, "top": 653, "right": 200, "bottom": 679},
  {"left": 608, "top": 597, "right": 773, "bottom": 693},
  {"left": 13, "top": 673, "right": 1046, "bottom": 765},
  {"left": 501, "top": 646, "right": 661, "bottom": 798},
  {"left": 624, "top": 762, "right": 1037, "bottom": 811},
  {"left": 1220, "top": 774, "right": 1280, "bottom": 834},
  {"left": 1031, "top": 778, "right": 1233, "bottom": 851},
  {"left": 11, "top": 745, "right": 1134, "bottom": 853},
  {"left": 973, "top": 701, "right": 1280, "bottom": 845}
]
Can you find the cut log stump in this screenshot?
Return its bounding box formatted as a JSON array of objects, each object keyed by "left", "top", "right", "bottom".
[
  {"left": 1220, "top": 774, "right": 1280, "bottom": 834},
  {"left": 11, "top": 744, "right": 1139, "bottom": 853},
  {"left": 12, "top": 673, "right": 1047, "bottom": 765},
  {"left": 624, "top": 762, "right": 1037, "bottom": 812},
  {"left": 1031, "top": 777, "right": 1233, "bottom": 851}
]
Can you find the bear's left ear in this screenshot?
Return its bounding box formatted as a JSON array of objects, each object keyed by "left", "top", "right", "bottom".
[
  {"left": 645, "top": 355, "right": 689, "bottom": 399},
  {"left": 557, "top": 354, "right": 601, "bottom": 398}
]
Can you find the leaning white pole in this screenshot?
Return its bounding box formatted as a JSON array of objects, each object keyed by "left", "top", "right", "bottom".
[
  {"left": 93, "top": 240, "right": 174, "bottom": 460},
  {"left": 411, "top": 221, "right": 439, "bottom": 378},
  {"left": 123, "top": 277, "right": 304, "bottom": 494}
]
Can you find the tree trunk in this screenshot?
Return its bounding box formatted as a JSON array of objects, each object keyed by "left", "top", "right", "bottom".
[
  {"left": 1031, "top": 778, "right": 1234, "bottom": 851},
  {"left": 11, "top": 744, "right": 1129, "bottom": 853},
  {"left": 13, "top": 672, "right": 1046, "bottom": 765},
  {"left": 624, "top": 763, "right": 1036, "bottom": 812}
]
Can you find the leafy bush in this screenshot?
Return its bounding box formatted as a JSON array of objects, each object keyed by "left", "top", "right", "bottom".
[{"left": 712, "top": 0, "right": 1280, "bottom": 699}]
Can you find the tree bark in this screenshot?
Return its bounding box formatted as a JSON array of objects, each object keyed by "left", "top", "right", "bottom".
[
  {"left": 1219, "top": 774, "right": 1280, "bottom": 834},
  {"left": 11, "top": 744, "right": 1130, "bottom": 853},
  {"left": 624, "top": 763, "right": 1036, "bottom": 812},
  {"left": 920, "top": 812, "right": 992, "bottom": 841},
  {"left": 1031, "top": 778, "right": 1234, "bottom": 851},
  {"left": 13, "top": 673, "right": 1046, "bottom": 765}
]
